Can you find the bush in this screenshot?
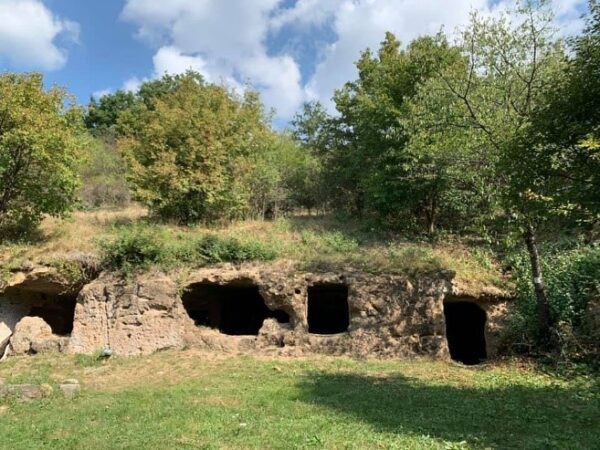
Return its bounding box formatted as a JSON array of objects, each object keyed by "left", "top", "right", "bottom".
[
  {"left": 504, "top": 241, "right": 600, "bottom": 359},
  {"left": 0, "top": 73, "right": 85, "bottom": 238},
  {"left": 195, "top": 235, "right": 277, "bottom": 264},
  {"left": 79, "top": 139, "right": 130, "bottom": 208},
  {"left": 100, "top": 225, "right": 167, "bottom": 271},
  {"left": 100, "top": 225, "right": 277, "bottom": 272}
]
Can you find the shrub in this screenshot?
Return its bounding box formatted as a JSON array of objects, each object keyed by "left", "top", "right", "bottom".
[
  {"left": 100, "top": 225, "right": 167, "bottom": 271},
  {"left": 195, "top": 235, "right": 277, "bottom": 264},
  {"left": 100, "top": 225, "right": 277, "bottom": 272},
  {"left": 0, "top": 73, "right": 85, "bottom": 239},
  {"left": 79, "top": 139, "right": 130, "bottom": 208},
  {"left": 503, "top": 241, "right": 600, "bottom": 359}
]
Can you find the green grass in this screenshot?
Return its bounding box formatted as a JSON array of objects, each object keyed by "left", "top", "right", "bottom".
[{"left": 0, "top": 353, "right": 597, "bottom": 449}]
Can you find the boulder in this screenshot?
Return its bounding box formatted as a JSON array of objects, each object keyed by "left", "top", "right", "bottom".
[
  {"left": 0, "top": 323, "right": 11, "bottom": 359},
  {"left": 59, "top": 379, "right": 80, "bottom": 399},
  {"left": 0, "top": 384, "right": 44, "bottom": 402},
  {"left": 9, "top": 317, "right": 58, "bottom": 355}
]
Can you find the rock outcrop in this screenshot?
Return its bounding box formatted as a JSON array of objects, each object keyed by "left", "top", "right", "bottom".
[
  {"left": 0, "top": 261, "right": 513, "bottom": 361},
  {"left": 67, "top": 263, "right": 512, "bottom": 359}
]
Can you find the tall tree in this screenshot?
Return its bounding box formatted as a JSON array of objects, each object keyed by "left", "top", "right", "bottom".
[
  {"left": 0, "top": 73, "right": 84, "bottom": 237},
  {"left": 411, "top": 1, "right": 567, "bottom": 338},
  {"left": 330, "top": 33, "right": 474, "bottom": 230},
  {"left": 117, "top": 72, "right": 271, "bottom": 224}
]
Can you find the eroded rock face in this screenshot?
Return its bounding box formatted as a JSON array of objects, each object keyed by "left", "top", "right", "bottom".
[
  {"left": 0, "top": 261, "right": 513, "bottom": 361},
  {"left": 66, "top": 264, "right": 512, "bottom": 360},
  {"left": 69, "top": 274, "right": 185, "bottom": 356},
  {"left": 9, "top": 316, "right": 68, "bottom": 355}
]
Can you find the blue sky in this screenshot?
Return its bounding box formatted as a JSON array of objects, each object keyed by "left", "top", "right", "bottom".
[{"left": 0, "top": 0, "right": 589, "bottom": 123}]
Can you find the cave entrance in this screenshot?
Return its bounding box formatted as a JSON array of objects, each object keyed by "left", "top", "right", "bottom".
[
  {"left": 182, "top": 282, "right": 289, "bottom": 336},
  {"left": 444, "top": 301, "right": 487, "bottom": 365},
  {"left": 307, "top": 284, "right": 350, "bottom": 334},
  {"left": 28, "top": 293, "right": 78, "bottom": 336}
]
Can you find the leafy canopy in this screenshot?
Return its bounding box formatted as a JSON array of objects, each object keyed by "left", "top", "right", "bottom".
[{"left": 0, "top": 73, "right": 85, "bottom": 238}]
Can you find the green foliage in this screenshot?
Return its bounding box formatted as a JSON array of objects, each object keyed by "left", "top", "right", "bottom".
[
  {"left": 85, "top": 91, "right": 137, "bottom": 136},
  {"left": 195, "top": 235, "right": 276, "bottom": 264},
  {"left": 100, "top": 224, "right": 166, "bottom": 271},
  {"left": 242, "top": 134, "right": 323, "bottom": 218},
  {"left": 100, "top": 224, "right": 277, "bottom": 272},
  {"left": 0, "top": 73, "right": 85, "bottom": 239},
  {"left": 504, "top": 241, "right": 600, "bottom": 357},
  {"left": 78, "top": 138, "right": 130, "bottom": 208},
  {"left": 117, "top": 72, "right": 273, "bottom": 224}
]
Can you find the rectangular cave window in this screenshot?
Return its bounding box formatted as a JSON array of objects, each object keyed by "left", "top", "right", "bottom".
[
  {"left": 182, "top": 282, "right": 289, "bottom": 336},
  {"left": 28, "top": 293, "right": 78, "bottom": 336},
  {"left": 307, "top": 284, "right": 350, "bottom": 334},
  {"left": 443, "top": 300, "right": 487, "bottom": 365}
]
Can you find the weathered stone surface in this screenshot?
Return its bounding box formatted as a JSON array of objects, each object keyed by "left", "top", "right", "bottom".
[
  {"left": 1, "top": 384, "right": 43, "bottom": 402},
  {"left": 1, "top": 261, "right": 513, "bottom": 361},
  {"left": 59, "top": 380, "right": 80, "bottom": 399},
  {"left": 10, "top": 317, "right": 54, "bottom": 355},
  {"left": 64, "top": 263, "right": 512, "bottom": 359},
  {"left": 69, "top": 274, "right": 185, "bottom": 356}
]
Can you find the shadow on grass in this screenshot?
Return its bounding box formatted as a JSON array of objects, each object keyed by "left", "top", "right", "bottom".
[{"left": 297, "top": 372, "right": 600, "bottom": 449}]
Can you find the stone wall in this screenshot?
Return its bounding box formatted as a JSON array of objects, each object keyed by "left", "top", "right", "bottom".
[{"left": 0, "top": 263, "right": 513, "bottom": 361}]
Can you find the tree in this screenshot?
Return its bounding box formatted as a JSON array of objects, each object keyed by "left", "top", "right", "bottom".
[
  {"left": 118, "top": 72, "right": 271, "bottom": 224},
  {"left": 329, "top": 33, "right": 475, "bottom": 230},
  {"left": 0, "top": 73, "right": 84, "bottom": 237},
  {"left": 85, "top": 91, "right": 137, "bottom": 137},
  {"left": 526, "top": 0, "right": 600, "bottom": 221},
  {"left": 411, "top": 1, "right": 567, "bottom": 339},
  {"left": 290, "top": 101, "right": 333, "bottom": 213}
]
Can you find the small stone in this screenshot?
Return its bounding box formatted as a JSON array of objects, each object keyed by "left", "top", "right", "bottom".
[
  {"left": 40, "top": 384, "right": 54, "bottom": 398},
  {"left": 0, "top": 405, "right": 9, "bottom": 415},
  {"left": 60, "top": 383, "right": 81, "bottom": 399},
  {"left": 6, "top": 384, "right": 43, "bottom": 402},
  {"left": 62, "top": 379, "right": 79, "bottom": 385}
]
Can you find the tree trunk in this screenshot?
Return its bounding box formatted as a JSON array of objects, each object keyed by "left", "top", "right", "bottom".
[
  {"left": 425, "top": 195, "right": 437, "bottom": 235},
  {"left": 523, "top": 224, "right": 551, "bottom": 341}
]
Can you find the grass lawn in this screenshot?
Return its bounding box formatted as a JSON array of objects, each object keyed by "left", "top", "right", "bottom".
[{"left": 0, "top": 352, "right": 597, "bottom": 449}]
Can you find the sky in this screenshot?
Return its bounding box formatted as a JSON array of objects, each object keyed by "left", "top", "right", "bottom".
[{"left": 0, "top": 0, "right": 590, "bottom": 125}]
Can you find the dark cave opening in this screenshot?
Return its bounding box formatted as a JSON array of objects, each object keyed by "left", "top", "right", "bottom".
[
  {"left": 28, "top": 293, "right": 78, "bottom": 336},
  {"left": 182, "top": 282, "right": 289, "bottom": 336},
  {"left": 307, "top": 284, "right": 350, "bottom": 334},
  {"left": 444, "top": 301, "right": 487, "bottom": 365}
]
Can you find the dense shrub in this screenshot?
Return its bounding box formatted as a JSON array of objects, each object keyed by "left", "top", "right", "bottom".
[
  {"left": 0, "top": 73, "right": 85, "bottom": 239},
  {"left": 79, "top": 139, "right": 130, "bottom": 208},
  {"left": 100, "top": 225, "right": 167, "bottom": 270},
  {"left": 100, "top": 225, "right": 277, "bottom": 272},
  {"left": 504, "top": 242, "right": 600, "bottom": 359}
]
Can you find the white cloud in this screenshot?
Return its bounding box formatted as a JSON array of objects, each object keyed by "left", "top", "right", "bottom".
[
  {"left": 0, "top": 0, "right": 79, "bottom": 70},
  {"left": 123, "top": 76, "right": 144, "bottom": 93},
  {"left": 121, "top": 0, "right": 587, "bottom": 120},
  {"left": 288, "top": 0, "right": 587, "bottom": 110},
  {"left": 92, "top": 88, "right": 113, "bottom": 100},
  {"left": 121, "top": 0, "right": 302, "bottom": 119},
  {"left": 153, "top": 46, "right": 209, "bottom": 79}
]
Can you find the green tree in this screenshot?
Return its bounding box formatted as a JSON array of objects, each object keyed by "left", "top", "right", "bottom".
[
  {"left": 118, "top": 72, "right": 271, "bottom": 224},
  {"left": 85, "top": 91, "right": 137, "bottom": 136},
  {"left": 411, "top": 1, "right": 567, "bottom": 338},
  {"left": 330, "top": 33, "right": 472, "bottom": 229},
  {"left": 0, "top": 73, "right": 84, "bottom": 237}
]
